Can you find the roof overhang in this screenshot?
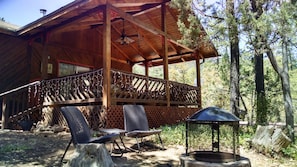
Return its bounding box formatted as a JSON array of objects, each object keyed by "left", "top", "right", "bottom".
[{"left": 2, "top": 0, "right": 218, "bottom": 66}]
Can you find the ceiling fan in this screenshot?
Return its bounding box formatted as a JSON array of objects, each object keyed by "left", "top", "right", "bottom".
[{"left": 115, "top": 19, "right": 138, "bottom": 45}]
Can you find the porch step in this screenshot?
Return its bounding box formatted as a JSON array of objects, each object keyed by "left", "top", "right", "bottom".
[{"left": 9, "top": 105, "right": 41, "bottom": 123}]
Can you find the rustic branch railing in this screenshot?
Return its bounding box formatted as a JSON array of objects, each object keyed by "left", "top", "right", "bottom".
[
  {"left": 111, "top": 70, "right": 167, "bottom": 104},
  {"left": 111, "top": 70, "right": 200, "bottom": 106},
  {"left": 169, "top": 81, "right": 200, "bottom": 105},
  {"left": 42, "top": 69, "right": 103, "bottom": 106},
  {"left": 1, "top": 68, "right": 200, "bottom": 128},
  {"left": 0, "top": 81, "right": 42, "bottom": 129}
]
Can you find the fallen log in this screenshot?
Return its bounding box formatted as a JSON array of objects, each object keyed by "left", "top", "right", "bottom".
[{"left": 251, "top": 125, "right": 291, "bottom": 154}]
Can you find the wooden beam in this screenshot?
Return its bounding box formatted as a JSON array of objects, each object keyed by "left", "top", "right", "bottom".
[
  {"left": 135, "top": 27, "right": 162, "bottom": 58},
  {"left": 112, "top": 1, "right": 168, "bottom": 7},
  {"left": 196, "top": 58, "right": 201, "bottom": 107},
  {"left": 111, "top": 42, "right": 130, "bottom": 60},
  {"left": 110, "top": 24, "right": 145, "bottom": 58},
  {"left": 161, "top": 3, "right": 170, "bottom": 107},
  {"left": 95, "top": 28, "right": 130, "bottom": 63},
  {"left": 17, "top": 0, "right": 92, "bottom": 36},
  {"left": 108, "top": 3, "right": 193, "bottom": 52},
  {"left": 144, "top": 12, "right": 179, "bottom": 54},
  {"left": 102, "top": 4, "right": 111, "bottom": 107}
]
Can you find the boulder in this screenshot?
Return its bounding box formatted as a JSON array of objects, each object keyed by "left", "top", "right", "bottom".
[{"left": 65, "top": 143, "right": 116, "bottom": 167}]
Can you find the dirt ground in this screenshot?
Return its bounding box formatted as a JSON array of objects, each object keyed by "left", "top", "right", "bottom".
[{"left": 0, "top": 130, "right": 296, "bottom": 167}]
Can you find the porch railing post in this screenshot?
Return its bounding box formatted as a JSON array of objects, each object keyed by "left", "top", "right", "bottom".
[
  {"left": 196, "top": 58, "right": 201, "bottom": 107},
  {"left": 1, "top": 97, "right": 8, "bottom": 129}
]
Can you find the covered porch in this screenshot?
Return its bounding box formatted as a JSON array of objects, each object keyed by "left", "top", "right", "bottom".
[{"left": 0, "top": 0, "right": 217, "bottom": 130}]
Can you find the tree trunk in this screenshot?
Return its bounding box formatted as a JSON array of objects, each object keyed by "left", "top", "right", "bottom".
[
  {"left": 266, "top": 43, "right": 294, "bottom": 142},
  {"left": 255, "top": 53, "right": 267, "bottom": 125},
  {"left": 227, "top": 0, "right": 240, "bottom": 117},
  {"left": 281, "top": 41, "right": 294, "bottom": 142},
  {"left": 250, "top": 0, "right": 268, "bottom": 125}
]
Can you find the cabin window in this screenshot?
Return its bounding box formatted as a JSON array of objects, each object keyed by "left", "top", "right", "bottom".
[{"left": 58, "top": 62, "right": 91, "bottom": 77}]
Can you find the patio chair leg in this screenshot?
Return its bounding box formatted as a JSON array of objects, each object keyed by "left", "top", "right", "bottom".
[
  {"left": 60, "top": 138, "right": 72, "bottom": 164},
  {"left": 119, "top": 136, "right": 127, "bottom": 150},
  {"left": 113, "top": 140, "right": 123, "bottom": 157},
  {"left": 136, "top": 137, "right": 141, "bottom": 153},
  {"left": 158, "top": 134, "right": 164, "bottom": 150}
]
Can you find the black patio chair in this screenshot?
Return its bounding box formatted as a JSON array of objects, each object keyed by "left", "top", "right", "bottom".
[
  {"left": 60, "top": 106, "right": 122, "bottom": 163},
  {"left": 123, "top": 104, "right": 164, "bottom": 152}
]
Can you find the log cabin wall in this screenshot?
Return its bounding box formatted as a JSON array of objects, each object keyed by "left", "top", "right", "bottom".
[{"left": 0, "top": 34, "right": 30, "bottom": 93}]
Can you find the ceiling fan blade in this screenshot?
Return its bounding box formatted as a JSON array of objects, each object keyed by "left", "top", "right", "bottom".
[
  {"left": 115, "top": 36, "right": 135, "bottom": 45},
  {"left": 124, "top": 36, "right": 135, "bottom": 43},
  {"left": 126, "top": 34, "right": 138, "bottom": 38},
  {"left": 115, "top": 18, "right": 137, "bottom": 45}
]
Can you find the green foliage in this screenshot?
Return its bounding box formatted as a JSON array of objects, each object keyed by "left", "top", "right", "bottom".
[
  {"left": 170, "top": 0, "right": 206, "bottom": 48},
  {"left": 238, "top": 126, "right": 255, "bottom": 148},
  {"left": 158, "top": 123, "right": 186, "bottom": 146},
  {"left": 281, "top": 144, "right": 297, "bottom": 159},
  {"left": 0, "top": 144, "right": 30, "bottom": 153},
  {"left": 133, "top": 61, "right": 197, "bottom": 86},
  {"left": 135, "top": 0, "right": 297, "bottom": 125},
  {"left": 149, "top": 66, "right": 164, "bottom": 79},
  {"left": 200, "top": 59, "right": 230, "bottom": 109},
  {"left": 169, "top": 62, "right": 196, "bottom": 84}
]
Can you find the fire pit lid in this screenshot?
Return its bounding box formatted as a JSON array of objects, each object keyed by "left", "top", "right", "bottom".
[{"left": 188, "top": 107, "right": 240, "bottom": 122}]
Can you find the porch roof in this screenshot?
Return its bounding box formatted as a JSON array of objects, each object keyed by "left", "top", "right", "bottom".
[{"left": 2, "top": 0, "right": 218, "bottom": 66}]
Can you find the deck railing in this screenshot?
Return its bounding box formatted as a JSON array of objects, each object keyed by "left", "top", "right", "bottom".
[
  {"left": 111, "top": 70, "right": 167, "bottom": 104},
  {"left": 111, "top": 70, "right": 200, "bottom": 105},
  {"left": 42, "top": 69, "right": 103, "bottom": 106},
  {"left": 0, "top": 81, "right": 42, "bottom": 129},
  {"left": 1, "top": 68, "right": 200, "bottom": 128}
]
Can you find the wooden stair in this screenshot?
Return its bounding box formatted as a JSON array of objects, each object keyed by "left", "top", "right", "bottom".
[{"left": 9, "top": 105, "right": 41, "bottom": 123}]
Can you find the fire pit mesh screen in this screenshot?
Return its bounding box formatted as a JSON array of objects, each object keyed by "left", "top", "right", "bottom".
[{"left": 187, "top": 123, "right": 240, "bottom": 155}]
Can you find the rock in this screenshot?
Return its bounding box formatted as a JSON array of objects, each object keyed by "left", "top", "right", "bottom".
[
  {"left": 252, "top": 125, "right": 291, "bottom": 154},
  {"left": 65, "top": 143, "right": 116, "bottom": 167},
  {"left": 51, "top": 124, "right": 65, "bottom": 133}
]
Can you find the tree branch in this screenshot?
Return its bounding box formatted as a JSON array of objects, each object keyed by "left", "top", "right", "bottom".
[
  {"left": 192, "top": 2, "right": 224, "bottom": 21},
  {"left": 266, "top": 45, "right": 282, "bottom": 75}
]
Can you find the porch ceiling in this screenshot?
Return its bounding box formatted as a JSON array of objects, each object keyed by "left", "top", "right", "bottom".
[{"left": 16, "top": 0, "right": 218, "bottom": 66}]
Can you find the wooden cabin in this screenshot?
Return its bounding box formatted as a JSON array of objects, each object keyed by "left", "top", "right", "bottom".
[{"left": 0, "top": 0, "right": 218, "bottom": 130}]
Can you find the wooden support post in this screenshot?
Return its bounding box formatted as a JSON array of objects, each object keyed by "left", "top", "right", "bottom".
[
  {"left": 1, "top": 97, "right": 8, "bottom": 129},
  {"left": 161, "top": 3, "right": 170, "bottom": 106},
  {"left": 196, "top": 56, "right": 202, "bottom": 108},
  {"left": 145, "top": 61, "right": 149, "bottom": 77},
  {"left": 102, "top": 4, "right": 111, "bottom": 107}
]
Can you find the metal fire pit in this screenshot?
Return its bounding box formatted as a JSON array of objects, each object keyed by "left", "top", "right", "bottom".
[{"left": 180, "top": 107, "right": 251, "bottom": 167}]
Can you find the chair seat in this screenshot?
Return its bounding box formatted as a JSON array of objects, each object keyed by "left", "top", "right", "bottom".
[
  {"left": 126, "top": 129, "right": 161, "bottom": 138},
  {"left": 123, "top": 105, "right": 164, "bottom": 152},
  {"left": 88, "top": 133, "right": 119, "bottom": 144},
  {"left": 60, "top": 106, "right": 123, "bottom": 163}
]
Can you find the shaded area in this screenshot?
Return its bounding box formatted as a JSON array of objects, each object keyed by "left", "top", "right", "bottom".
[
  {"left": 0, "top": 130, "right": 181, "bottom": 167},
  {"left": 1, "top": 130, "right": 296, "bottom": 167},
  {"left": 0, "top": 130, "right": 70, "bottom": 167}
]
